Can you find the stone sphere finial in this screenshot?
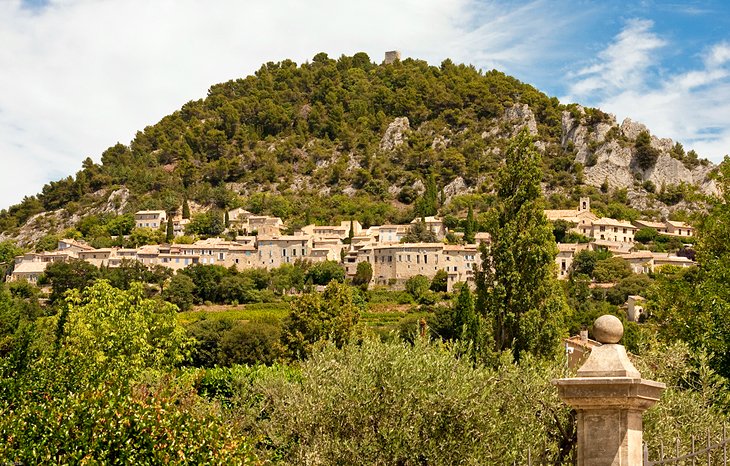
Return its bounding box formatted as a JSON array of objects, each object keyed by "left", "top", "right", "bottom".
[{"left": 592, "top": 315, "right": 623, "bottom": 344}]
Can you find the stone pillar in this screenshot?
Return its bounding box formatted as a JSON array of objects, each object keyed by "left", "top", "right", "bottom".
[{"left": 554, "top": 315, "right": 665, "bottom": 466}]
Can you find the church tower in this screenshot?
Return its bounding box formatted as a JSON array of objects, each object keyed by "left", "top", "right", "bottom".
[{"left": 578, "top": 197, "right": 590, "bottom": 213}]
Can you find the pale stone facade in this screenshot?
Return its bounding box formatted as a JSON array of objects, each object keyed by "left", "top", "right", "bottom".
[{"left": 134, "top": 210, "right": 167, "bottom": 229}]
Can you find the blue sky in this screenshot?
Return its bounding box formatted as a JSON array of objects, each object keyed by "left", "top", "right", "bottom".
[{"left": 1, "top": 0, "right": 730, "bottom": 210}]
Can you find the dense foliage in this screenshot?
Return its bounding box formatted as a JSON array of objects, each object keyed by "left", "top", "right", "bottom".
[{"left": 476, "top": 130, "right": 569, "bottom": 360}]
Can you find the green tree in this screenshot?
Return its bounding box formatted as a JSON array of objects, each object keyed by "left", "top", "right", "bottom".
[
  {"left": 463, "top": 205, "right": 476, "bottom": 243},
  {"left": 218, "top": 321, "right": 283, "bottom": 366},
  {"left": 165, "top": 216, "right": 174, "bottom": 242},
  {"left": 180, "top": 264, "right": 230, "bottom": 303},
  {"left": 475, "top": 129, "right": 568, "bottom": 360},
  {"left": 182, "top": 198, "right": 191, "bottom": 219},
  {"left": 352, "top": 261, "right": 373, "bottom": 290},
  {"left": 634, "top": 130, "right": 660, "bottom": 170},
  {"left": 452, "top": 284, "right": 478, "bottom": 342},
  {"left": 55, "top": 280, "right": 189, "bottom": 378},
  {"left": 570, "top": 249, "right": 611, "bottom": 278},
  {"left": 414, "top": 173, "right": 438, "bottom": 217},
  {"left": 102, "top": 258, "right": 150, "bottom": 290},
  {"left": 430, "top": 269, "right": 448, "bottom": 293},
  {"left": 281, "top": 281, "right": 361, "bottom": 359},
  {"left": 646, "top": 158, "right": 730, "bottom": 377},
  {"left": 42, "top": 259, "right": 100, "bottom": 303},
  {"left": 401, "top": 219, "right": 437, "bottom": 243},
  {"left": 551, "top": 219, "right": 575, "bottom": 243},
  {"left": 593, "top": 257, "right": 632, "bottom": 283},
  {"left": 306, "top": 260, "right": 345, "bottom": 286},
  {"left": 163, "top": 273, "right": 196, "bottom": 311},
  {"left": 405, "top": 275, "right": 431, "bottom": 302},
  {"left": 0, "top": 240, "right": 24, "bottom": 276},
  {"left": 186, "top": 210, "right": 225, "bottom": 237},
  {"left": 126, "top": 227, "right": 165, "bottom": 247},
  {"left": 217, "top": 274, "right": 261, "bottom": 304},
  {"left": 635, "top": 227, "right": 658, "bottom": 244}
]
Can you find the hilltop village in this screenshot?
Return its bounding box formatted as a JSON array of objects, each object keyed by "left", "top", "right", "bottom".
[{"left": 7, "top": 197, "right": 694, "bottom": 291}]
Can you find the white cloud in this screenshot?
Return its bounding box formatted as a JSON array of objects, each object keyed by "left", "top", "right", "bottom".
[
  {"left": 0, "top": 0, "right": 574, "bottom": 211},
  {"left": 565, "top": 21, "right": 730, "bottom": 164},
  {"left": 567, "top": 19, "right": 666, "bottom": 98}
]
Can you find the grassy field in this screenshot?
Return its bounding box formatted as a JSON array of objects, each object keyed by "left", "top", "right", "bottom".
[
  {"left": 177, "top": 301, "right": 291, "bottom": 326},
  {"left": 177, "top": 292, "right": 421, "bottom": 333}
]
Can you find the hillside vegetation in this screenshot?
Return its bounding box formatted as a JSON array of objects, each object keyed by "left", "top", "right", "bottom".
[{"left": 0, "top": 53, "right": 715, "bottom": 245}]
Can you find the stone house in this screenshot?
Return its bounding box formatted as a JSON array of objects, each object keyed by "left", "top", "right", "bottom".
[
  {"left": 664, "top": 220, "right": 694, "bottom": 238},
  {"left": 298, "top": 220, "right": 363, "bottom": 240},
  {"left": 256, "top": 235, "right": 312, "bottom": 269},
  {"left": 134, "top": 210, "right": 167, "bottom": 229},
  {"left": 544, "top": 197, "right": 598, "bottom": 231},
  {"left": 8, "top": 250, "right": 75, "bottom": 283},
  {"left": 246, "top": 216, "right": 283, "bottom": 236},
  {"left": 352, "top": 242, "right": 476, "bottom": 291},
  {"left": 556, "top": 243, "right": 591, "bottom": 279}
]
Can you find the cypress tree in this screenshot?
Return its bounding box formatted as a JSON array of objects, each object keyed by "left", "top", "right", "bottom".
[
  {"left": 165, "top": 216, "right": 174, "bottom": 243},
  {"left": 463, "top": 205, "right": 475, "bottom": 244},
  {"left": 182, "top": 198, "right": 190, "bottom": 220}
]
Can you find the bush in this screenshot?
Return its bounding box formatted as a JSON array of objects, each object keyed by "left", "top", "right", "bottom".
[
  {"left": 405, "top": 275, "right": 430, "bottom": 301},
  {"left": 635, "top": 227, "right": 658, "bottom": 244},
  {"left": 242, "top": 339, "right": 575, "bottom": 465}
]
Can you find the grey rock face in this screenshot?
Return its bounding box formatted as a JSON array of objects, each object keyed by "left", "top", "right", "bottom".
[{"left": 380, "top": 117, "right": 410, "bottom": 151}]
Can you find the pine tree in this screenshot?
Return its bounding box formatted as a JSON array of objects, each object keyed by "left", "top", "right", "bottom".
[{"left": 475, "top": 129, "right": 568, "bottom": 361}]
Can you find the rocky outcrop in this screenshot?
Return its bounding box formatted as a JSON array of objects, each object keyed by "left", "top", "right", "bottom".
[
  {"left": 562, "top": 111, "right": 719, "bottom": 196},
  {"left": 644, "top": 155, "right": 694, "bottom": 189},
  {"left": 583, "top": 140, "right": 635, "bottom": 189},
  {"left": 483, "top": 104, "right": 539, "bottom": 143},
  {"left": 504, "top": 103, "right": 538, "bottom": 136},
  {"left": 619, "top": 118, "right": 648, "bottom": 141},
  {"left": 561, "top": 107, "right": 615, "bottom": 165},
  {"left": 99, "top": 187, "right": 129, "bottom": 215},
  {"left": 443, "top": 176, "right": 472, "bottom": 202},
  {"left": 380, "top": 117, "right": 410, "bottom": 151}
]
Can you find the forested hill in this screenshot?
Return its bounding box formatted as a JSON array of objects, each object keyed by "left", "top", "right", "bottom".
[{"left": 0, "top": 52, "right": 718, "bottom": 245}]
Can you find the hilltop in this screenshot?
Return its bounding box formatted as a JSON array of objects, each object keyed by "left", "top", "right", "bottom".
[{"left": 0, "top": 52, "right": 718, "bottom": 247}]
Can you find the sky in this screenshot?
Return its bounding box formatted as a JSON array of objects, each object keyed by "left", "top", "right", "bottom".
[{"left": 1, "top": 0, "right": 730, "bottom": 210}]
